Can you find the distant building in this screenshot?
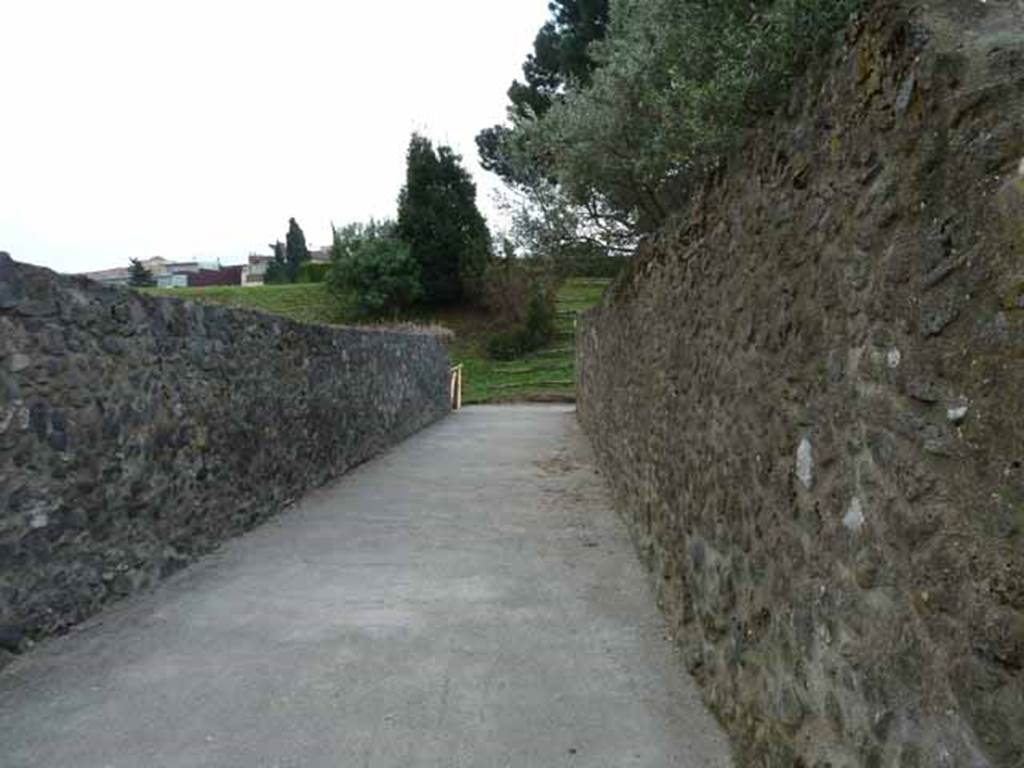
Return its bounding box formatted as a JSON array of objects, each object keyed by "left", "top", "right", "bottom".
[
  {"left": 156, "top": 273, "right": 189, "bottom": 289},
  {"left": 82, "top": 256, "right": 240, "bottom": 288},
  {"left": 241, "top": 247, "right": 331, "bottom": 286},
  {"left": 310, "top": 246, "right": 332, "bottom": 263},
  {"left": 189, "top": 266, "right": 243, "bottom": 288},
  {"left": 243, "top": 254, "right": 273, "bottom": 286},
  {"left": 82, "top": 248, "right": 325, "bottom": 289},
  {"left": 163, "top": 261, "right": 204, "bottom": 275},
  {"left": 84, "top": 256, "right": 173, "bottom": 286}
]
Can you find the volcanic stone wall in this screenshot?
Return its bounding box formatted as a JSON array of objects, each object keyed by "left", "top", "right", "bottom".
[
  {"left": 0, "top": 255, "right": 450, "bottom": 649},
  {"left": 578, "top": 2, "right": 1024, "bottom": 765}
]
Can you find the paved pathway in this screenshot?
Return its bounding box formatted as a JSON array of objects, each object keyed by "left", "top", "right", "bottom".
[{"left": 0, "top": 405, "right": 732, "bottom": 767}]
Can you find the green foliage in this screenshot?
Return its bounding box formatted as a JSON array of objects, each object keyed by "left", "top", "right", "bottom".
[
  {"left": 264, "top": 240, "right": 289, "bottom": 284},
  {"left": 476, "top": 125, "right": 528, "bottom": 186},
  {"left": 483, "top": 285, "right": 558, "bottom": 358},
  {"left": 486, "top": 330, "right": 531, "bottom": 361},
  {"left": 397, "top": 134, "right": 492, "bottom": 305},
  {"left": 285, "top": 217, "right": 310, "bottom": 282},
  {"left": 496, "top": 179, "right": 637, "bottom": 275},
  {"left": 265, "top": 220, "right": 313, "bottom": 284},
  {"left": 296, "top": 262, "right": 331, "bottom": 284},
  {"left": 555, "top": 252, "right": 625, "bottom": 278},
  {"left": 484, "top": 268, "right": 559, "bottom": 361},
  {"left": 128, "top": 258, "right": 156, "bottom": 288},
  {"left": 487, "top": 0, "right": 862, "bottom": 230},
  {"left": 518, "top": 0, "right": 609, "bottom": 109},
  {"left": 145, "top": 283, "right": 351, "bottom": 326},
  {"left": 524, "top": 285, "right": 558, "bottom": 348},
  {"left": 482, "top": 257, "right": 534, "bottom": 327},
  {"left": 332, "top": 219, "right": 395, "bottom": 257},
  {"left": 478, "top": 0, "right": 609, "bottom": 186},
  {"left": 328, "top": 220, "right": 421, "bottom": 317},
  {"left": 532, "top": 0, "right": 864, "bottom": 224}
]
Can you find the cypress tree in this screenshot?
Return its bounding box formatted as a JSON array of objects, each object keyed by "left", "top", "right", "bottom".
[
  {"left": 285, "top": 218, "right": 310, "bottom": 282},
  {"left": 397, "top": 134, "right": 492, "bottom": 304}
]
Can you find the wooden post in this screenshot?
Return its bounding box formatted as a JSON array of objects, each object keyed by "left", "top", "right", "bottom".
[{"left": 450, "top": 365, "right": 464, "bottom": 411}]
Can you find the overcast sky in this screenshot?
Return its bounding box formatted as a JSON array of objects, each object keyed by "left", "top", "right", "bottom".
[{"left": 0, "top": 1, "right": 548, "bottom": 274}]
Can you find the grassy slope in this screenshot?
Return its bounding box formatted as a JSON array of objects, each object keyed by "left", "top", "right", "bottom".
[
  {"left": 146, "top": 278, "right": 611, "bottom": 404},
  {"left": 449, "top": 278, "right": 610, "bottom": 404},
  {"left": 147, "top": 283, "right": 352, "bottom": 325}
]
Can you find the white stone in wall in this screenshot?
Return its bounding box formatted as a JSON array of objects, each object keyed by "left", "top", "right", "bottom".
[
  {"left": 796, "top": 438, "right": 814, "bottom": 489},
  {"left": 9, "top": 353, "right": 30, "bottom": 372},
  {"left": 947, "top": 404, "right": 969, "bottom": 424},
  {"left": 843, "top": 497, "right": 865, "bottom": 531}
]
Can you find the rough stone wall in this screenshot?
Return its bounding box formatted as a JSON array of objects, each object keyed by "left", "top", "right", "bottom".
[
  {"left": 577, "top": 3, "right": 1024, "bottom": 766},
  {"left": 0, "top": 256, "right": 450, "bottom": 648}
]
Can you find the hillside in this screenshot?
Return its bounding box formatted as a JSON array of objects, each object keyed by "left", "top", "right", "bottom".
[{"left": 148, "top": 278, "right": 612, "bottom": 404}]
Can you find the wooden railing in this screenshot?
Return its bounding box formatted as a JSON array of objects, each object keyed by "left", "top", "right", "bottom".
[{"left": 449, "top": 364, "right": 464, "bottom": 411}]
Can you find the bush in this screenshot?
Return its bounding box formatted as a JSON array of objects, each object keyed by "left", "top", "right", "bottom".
[
  {"left": 523, "top": 285, "right": 557, "bottom": 348},
  {"left": 482, "top": 259, "right": 535, "bottom": 327},
  {"left": 262, "top": 240, "right": 290, "bottom": 284},
  {"left": 296, "top": 262, "right": 331, "bottom": 283},
  {"left": 487, "top": 330, "right": 529, "bottom": 361},
  {"left": 327, "top": 224, "right": 421, "bottom": 317},
  {"left": 264, "top": 259, "right": 289, "bottom": 285},
  {"left": 483, "top": 265, "right": 559, "bottom": 360}
]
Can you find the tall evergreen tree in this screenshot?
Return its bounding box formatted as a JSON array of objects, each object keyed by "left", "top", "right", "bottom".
[
  {"left": 477, "top": 0, "right": 609, "bottom": 184},
  {"left": 509, "top": 0, "right": 609, "bottom": 119},
  {"left": 128, "top": 258, "right": 156, "bottom": 287},
  {"left": 397, "top": 135, "right": 492, "bottom": 305},
  {"left": 285, "top": 217, "right": 310, "bottom": 282}
]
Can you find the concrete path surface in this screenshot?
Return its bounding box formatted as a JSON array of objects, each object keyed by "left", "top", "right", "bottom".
[{"left": 0, "top": 405, "right": 733, "bottom": 768}]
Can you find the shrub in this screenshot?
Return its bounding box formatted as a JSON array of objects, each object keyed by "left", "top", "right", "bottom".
[
  {"left": 264, "top": 241, "right": 289, "bottom": 284},
  {"left": 483, "top": 263, "right": 560, "bottom": 360},
  {"left": 482, "top": 259, "right": 535, "bottom": 327},
  {"left": 328, "top": 223, "right": 421, "bottom": 317},
  {"left": 487, "top": 330, "right": 529, "bottom": 361},
  {"left": 523, "top": 285, "right": 557, "bottom": 349},
  {"left": 296, "top": 262, "right": 331, "bottom": 284},
  {"left": 264, "top": 260, "right": 288, "bottom": 284}
]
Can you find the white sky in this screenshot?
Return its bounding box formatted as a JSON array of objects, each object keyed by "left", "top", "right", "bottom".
[{"left": 0, "top": 1, "right": 548, "bottom": 274}]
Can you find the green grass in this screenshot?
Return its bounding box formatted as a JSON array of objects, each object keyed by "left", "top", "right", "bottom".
[
  {"left": 450, "top": 278, "right": 610, "bottom": 404},
  {"left": 146, "top": 283, "right": 352, "bottom": 325},
  {"left": 145, "top": 277, "right": 611, "bottom": 404}
]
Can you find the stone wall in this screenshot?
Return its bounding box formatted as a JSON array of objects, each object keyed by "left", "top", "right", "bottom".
[
  {"left": 577, "top": 2, "right": 1023, "bottom": 766},
  {"left": 0, "top": 255, "right": 450, "bottom": 650}
]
